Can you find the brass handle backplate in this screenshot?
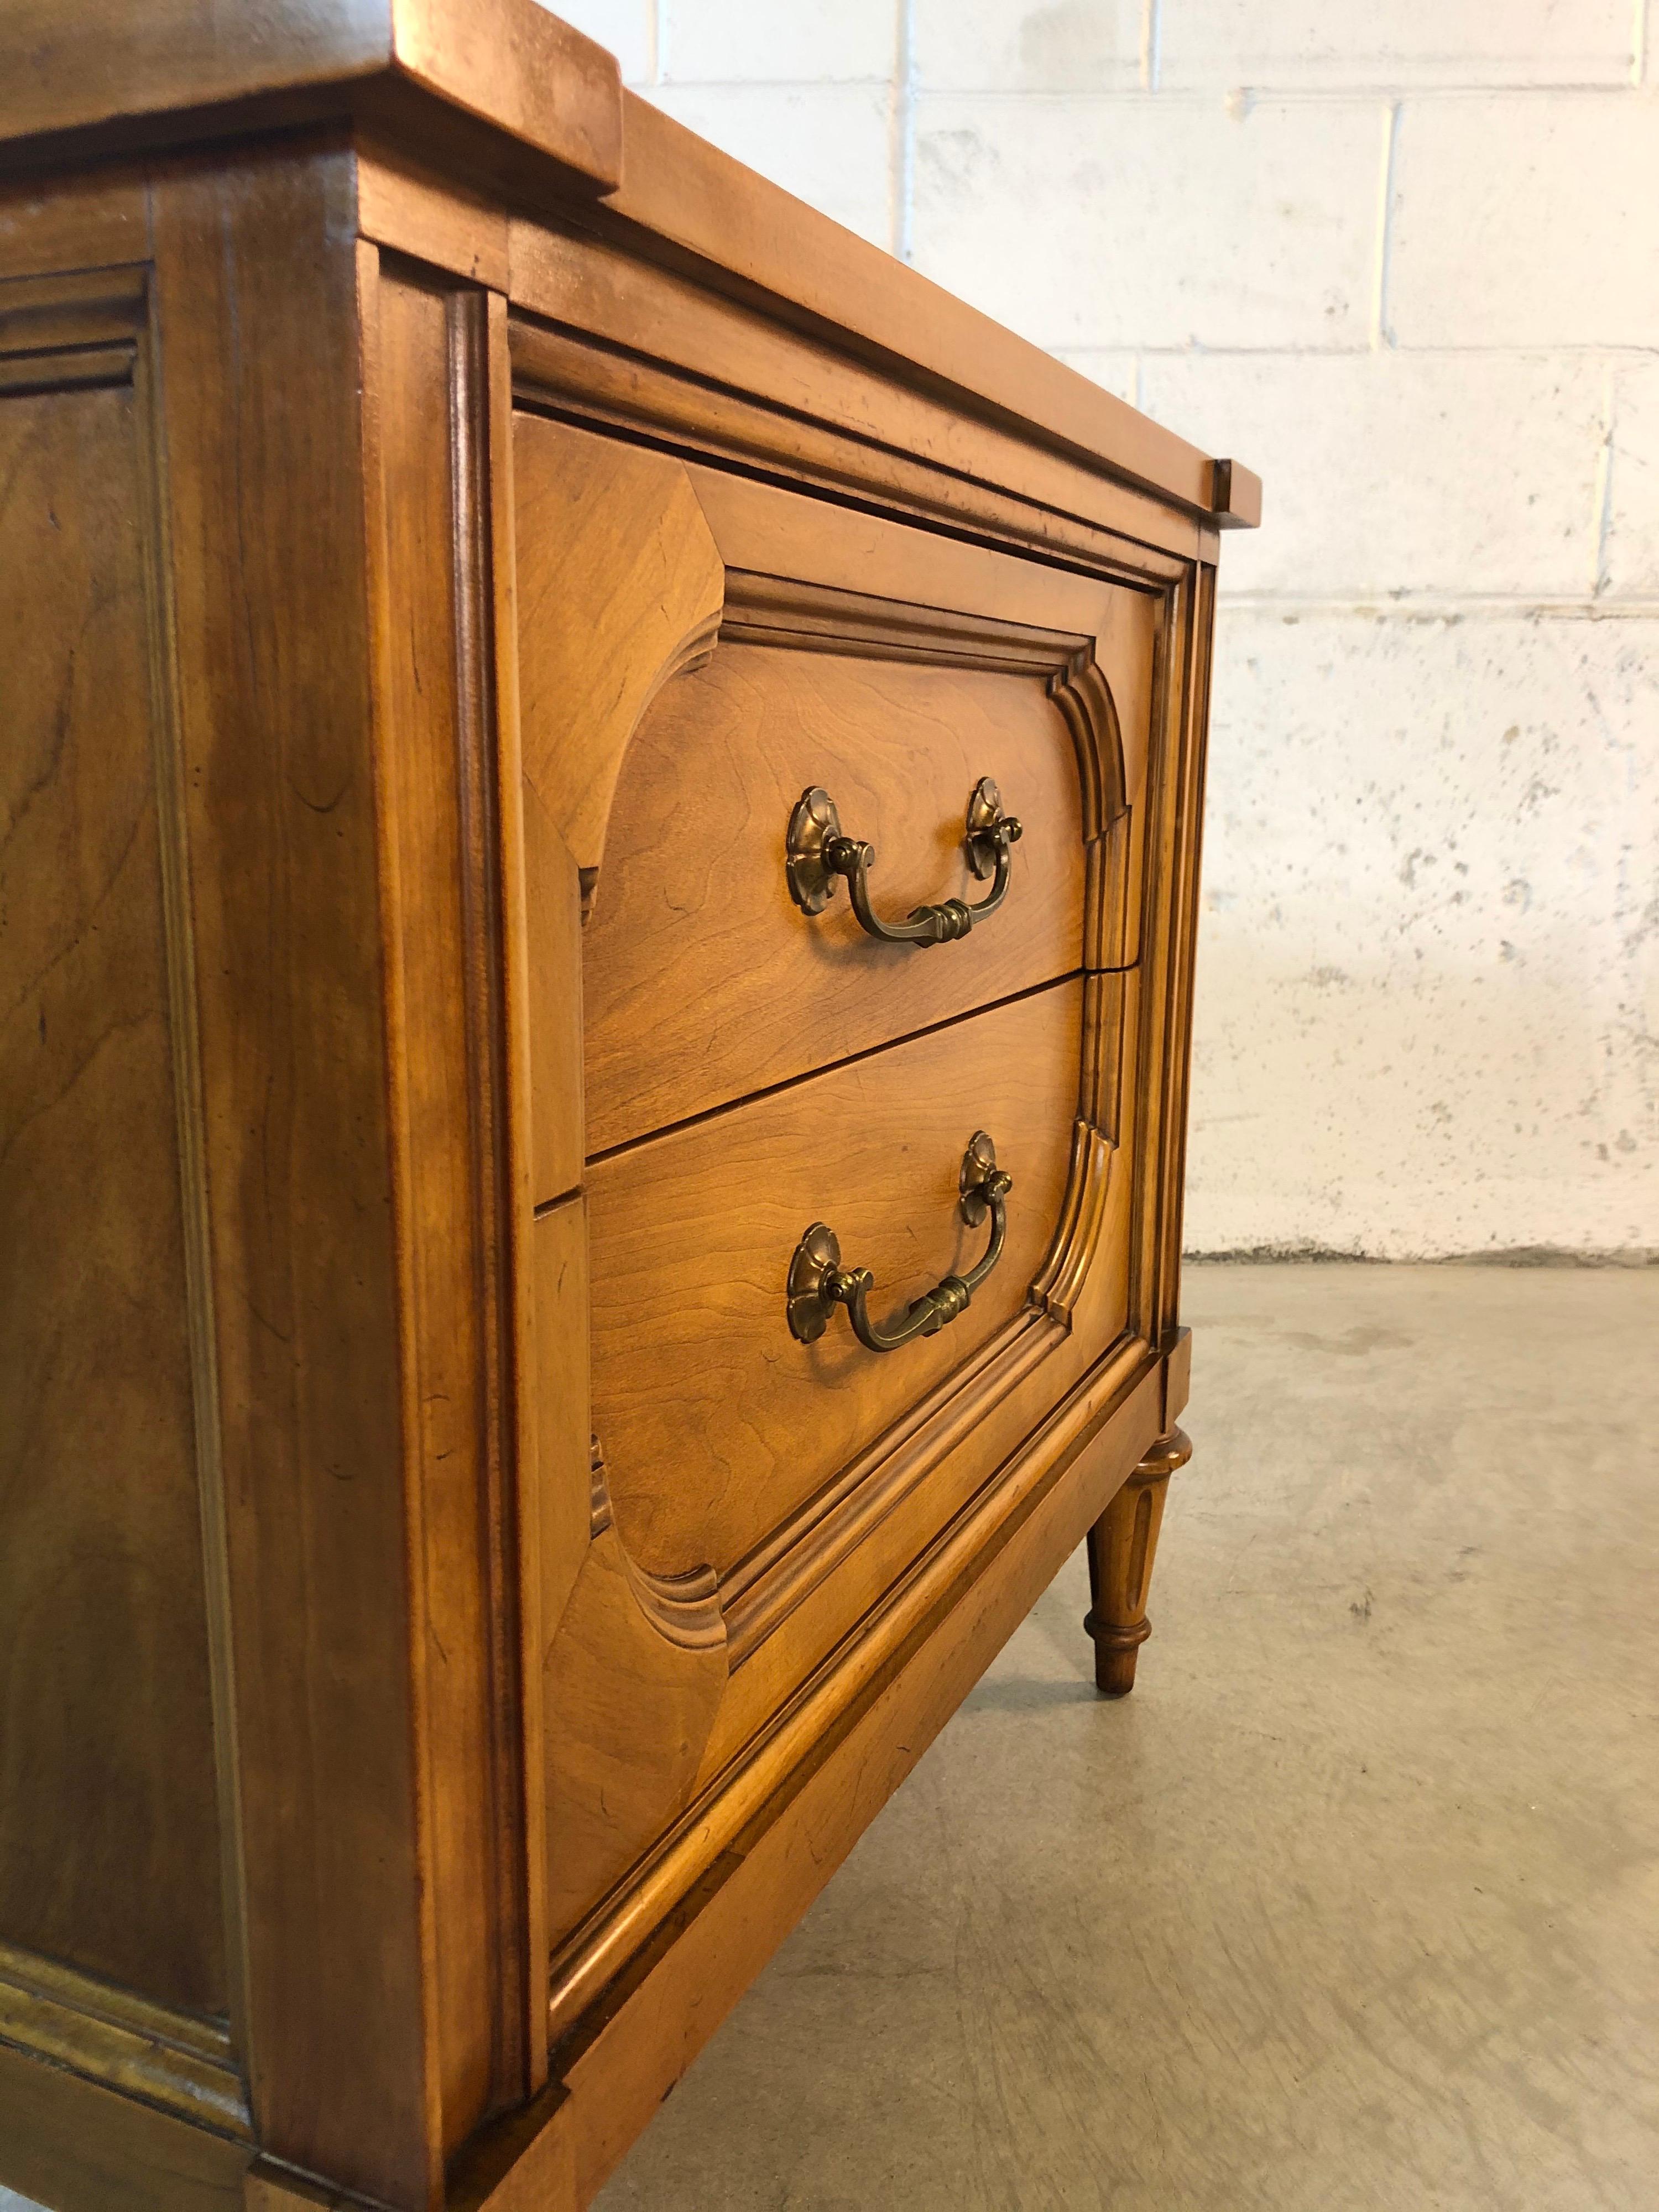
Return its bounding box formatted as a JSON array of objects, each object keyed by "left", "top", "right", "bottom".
[
  {"left": 786, "top": 778, "right": 1022, "bottom": 946},
  {"left": 786, "top": 1132, "right": 1013, "bottom": 1354}
]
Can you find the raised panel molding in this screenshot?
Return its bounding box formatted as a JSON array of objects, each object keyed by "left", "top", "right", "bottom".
[{"left": 0, "top": 262, "right": 234, "bottom": 2039}]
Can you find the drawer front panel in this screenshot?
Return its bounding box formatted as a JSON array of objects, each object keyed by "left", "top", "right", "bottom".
[
  {"left": 587, "top": 978, "right": 1083, "bottom": 1580},
  {"left": 583, "top": 644, "right": 1085, "bottom": 1154},
  {"left": 522, "top": 423, "right": 1164, "bottom": 1971},
  {"left": 514, "top": 415, "right": 1156, "bottom": 1191}
]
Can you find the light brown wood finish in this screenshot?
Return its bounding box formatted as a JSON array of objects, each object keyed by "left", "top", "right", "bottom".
[
  {"left": 0, "top": 169, "right": 147, "bottom": 280},
  {"left": 585, "top": 646, "right": 1086, "bottom": 1151},
  {"left": 523, "top": 787, "right": 586, "bottom": 1209},
  {"left": 0, "top": 2039, "right": 248, "bottom": 2212},
  {"left": 512, "top": 416, "right": 723, "bottom": 899},
  {"left": 0, "top": 0, "right": 622, "bottom": 197},
  {"left": 149, "top": 149, "right": 436, "bottom": 2204},
  {"left": 0, "top": 1940, "right": 247, "bottom": 2146},
  {"left": 0, "top": 18, "right": 1250, "bottom": 2208},
  {"left": 601, "top": 91, "right": 1257, "bottom": 536},
  {"left": 555, "top": 1360, "right": 1167, "bottom": 2204},
  {"left": 588, "top": 980, "right": 1084, "bottom": 1580},
  {"left": 0, "top": 272, "right": 223, "bottom": 2012},
  {"left": 367, "top": 254, "right": 532, "bottom": 2153},
  {"left": 1084, "top": 1427, "right": 1192, "bottom": 1694}
]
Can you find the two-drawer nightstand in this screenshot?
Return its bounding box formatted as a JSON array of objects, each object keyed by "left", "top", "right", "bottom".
[{"left": 0, "top": 8, "right": 1258, "bottom": 2206}]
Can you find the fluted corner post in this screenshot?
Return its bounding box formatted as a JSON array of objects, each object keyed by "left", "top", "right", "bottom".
[{"left": 1083, "top": 1428, "right": 1192, "bottom": 1696}]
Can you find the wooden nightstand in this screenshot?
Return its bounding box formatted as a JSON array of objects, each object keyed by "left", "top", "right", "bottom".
[{"left": 0, "top": 8, "right": 1258, "bottom": 2206}]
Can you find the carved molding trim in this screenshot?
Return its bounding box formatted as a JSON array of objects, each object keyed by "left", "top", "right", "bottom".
[
  {"left": 520, "top": 498, "right": 1138, "bottom": 1680},
  {"left": 589, "top": 1442, "right": 724, "bottom": 1656},
  {"left": 719, "top": 1307, "right": 1066, "bottom": 1667},
  {"left": 721, "top": 570, "right": 1128, "bottom": 929},
  {"left": 722, "top": 571, "right": 1089, "bottom": 671},
  {"left": 1031, "top": 1119, "right": 1115, "bottom": 1324},
  {"left": 505, "top": 300, "right": 1196, "bottom": 581},
  {"left": 0, "top": 265, "right": 145, "bottom": 394},
  {"left": 1048, "top": 644, "right": 1127, "bottom": 837},
  {"left": 0, "top": 1938, "right": 251, "bottom": 2144},
  {"left": 546, "top": 1324, "right": 1161, "bottom": 2048}
]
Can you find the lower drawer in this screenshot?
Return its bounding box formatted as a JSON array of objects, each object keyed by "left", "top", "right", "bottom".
[
  {"left": 587, "top": 978, "right": 1086, "bottom": 1583},
  {"left": 544, "top": 969, "right": 1140, "bottom": 1947}
]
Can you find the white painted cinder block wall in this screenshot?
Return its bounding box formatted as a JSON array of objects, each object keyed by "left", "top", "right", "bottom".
[{"left": 554, "top": 0, "right": 1659, "bottom": 1261}]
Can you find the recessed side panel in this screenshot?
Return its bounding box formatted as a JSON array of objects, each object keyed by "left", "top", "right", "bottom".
[{"left": 0, "top": 367, "right": 222, "bottom": 2012}]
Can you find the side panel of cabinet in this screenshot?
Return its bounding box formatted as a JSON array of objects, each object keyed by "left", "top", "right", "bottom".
[
  {"left": 0, "top": 152, "right": 552, "bottom": 2212},
  {"left": 0, "top": 281, "right": 224, "bottom": 2018}
]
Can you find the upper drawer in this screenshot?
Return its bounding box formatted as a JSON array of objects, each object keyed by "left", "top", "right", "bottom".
[
  {"left": 514, "top": 416, "right": 1160, "bottom": 1171},
  {"left": 583, "top": 641, "right": 1082, "bottom": 1154}
]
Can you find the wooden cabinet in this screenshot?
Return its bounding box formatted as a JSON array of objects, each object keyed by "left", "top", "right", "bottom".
[{"left": 0, "top": 8, "right": 1258, "bottom": 2209}]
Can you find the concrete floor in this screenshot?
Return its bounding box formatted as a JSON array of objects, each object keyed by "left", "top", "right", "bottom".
[{"left": 596, "top": 1264, "right": 1659, "bottom": 2212}]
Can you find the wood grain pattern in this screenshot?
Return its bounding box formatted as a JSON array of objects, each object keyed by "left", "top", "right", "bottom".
[
  {"left": 485, "top": 280, "right": 551, "bottom": 2103},
  {"left": 0, "top": 168, "right": 145, "bottom": 280},
  {"left": 0, "top": 32, "right": 1239, "bottom": 2204},
  {"left": 151, "top": 150, "right": 433, "bottom": 2206},
  {"left": 692, "top": 999, "right": 1137, "bottom": 1799},
  {"left": 387, "top": 0, "right": 620, "bottom": 191},
  {"left": 587, "top": 979, "right": 1083, "bottom": 1580},
  {"left": 533, "top": 1194, "right": 593, "bottom": 1728},
  {"left": 1084, "top": 1427, "right": 1191, "bottom": 1695},
  {"left": 547, "top": 1347, "right": 1166, "bottom": 2124},
  {"left": 559, "top": 1386, "right": 1165, "bottom": 2200},
  {"left": 602, "top": 89, "right": 1228, "bottom": 524},
  {"left": 510, "top": 307, "right": 1203, "bottom": 578},
  {"left": 537, "top": 970, "right": 1135, "bottom": 1884},
  {"left": 507, "top": 236, "right": 1203, "bottom": 573},
  {"left": 0, "top": 1938, "right": 248, "bottom": 2143},
  {"left": 357, "top": 141, "right": 510, "bottom": 289},
  {"left": 0, "top": 352, "right": 224, "bottom": 2013},
  {"left": 585, "top": 644, "right": 1086, "bottom": 1152},
  {"left": 0, "top": 2036, "right": 248, "bottom": 2212},
  {"left": 513, "top": 413, "right": 723, "bottom": 888},
  {"left": 0, "top": 0, "right": 622, "bottom": 197},
  {"left": 560, "top": 1378, "right": 1166, "bottom": 2203},
  {"left": 680, "top": 464, "right": 1160, "bottom": 831},
  {"left": 368, "top": 257, "right": 529, "bottom": 2155},
  {"left": 541, "top": 1487, "right": 726, "bottom": 1950}
]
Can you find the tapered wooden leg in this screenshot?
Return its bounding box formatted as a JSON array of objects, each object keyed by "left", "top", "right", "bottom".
[{"left": 1084, "top": 1428, "right": 1192, "bottom": 1695}]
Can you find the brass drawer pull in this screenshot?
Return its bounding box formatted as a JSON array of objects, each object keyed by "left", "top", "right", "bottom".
[
  {"left": 786, "top": 777, "right": 1022, "bottom": 946},
  {"left": 787, "top": 1132, "right": 1012, "bottom": 1354}
]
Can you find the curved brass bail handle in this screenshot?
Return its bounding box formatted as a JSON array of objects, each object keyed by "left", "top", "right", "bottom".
[
  {"left": 786, "top": 1133, "right": 1013, "bottom": 1355},
  {"left": 786, "top": 779, "right": 1022, "bottom": 947}
]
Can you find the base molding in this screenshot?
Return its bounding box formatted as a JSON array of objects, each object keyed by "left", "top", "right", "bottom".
[
  {"left": 0, "top": 2033, "right": 249, "bottom": 2212},
  {"left": 0, "top": 1938, "right": 250, "bottom": 2145}
]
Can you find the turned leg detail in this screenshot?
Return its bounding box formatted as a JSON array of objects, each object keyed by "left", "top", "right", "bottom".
[{"left": 1084, "top": 1427, "right": 1192, "bottom": 1696}]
